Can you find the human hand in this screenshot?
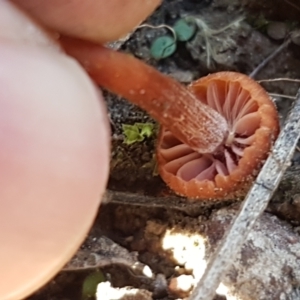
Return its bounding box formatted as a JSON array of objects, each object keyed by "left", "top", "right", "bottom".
[{"left": 0, "top": 0, "right": 160, "bottom": 299}]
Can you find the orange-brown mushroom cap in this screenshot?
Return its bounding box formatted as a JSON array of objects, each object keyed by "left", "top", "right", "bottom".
[{"left": 157, "top": 72, "right": 279, "bottom": 199}]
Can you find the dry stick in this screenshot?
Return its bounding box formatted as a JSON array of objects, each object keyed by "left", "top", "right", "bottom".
[
  {"left": 189, "top": 88, "right": 300, "bottom": 300},
  {"left": 249, "top": 38, "right": 291, "bottom": 78},
  {"left": 258, "top": 79, "right": 300, "bottom": 100},
  {"left": 63, "top": 256, "right": 151, "bottom": 278},
  {"left": 269, "top": 93, "right": 296, "bottom": 100},
  {"left": 258, "top": 78, "right": 300, "bottom": 84},
  {"left": 60, "top": 36, "right": 227, "bottom": 154},
  {"left": 284, "top": 0, "right": 300, "bottom": 12},
  {"left": 138, "top": 23, "right": 177, "bottom": 41}
]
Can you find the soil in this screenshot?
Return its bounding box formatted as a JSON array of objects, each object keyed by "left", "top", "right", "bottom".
[{"left": 28, "top": 0, "right": 300, "bottom": 300}]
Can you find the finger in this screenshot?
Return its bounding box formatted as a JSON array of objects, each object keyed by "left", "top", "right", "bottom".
[
  {"left": 11, "top": 0, "right": 161, "bottom": 43},
  {"left": 0, "top": 0, "right": 60, "bottom": 49},
  {"left": 0, "top": 40, "right": 110, "bottom": 300},
  {"left": 0, "top": 2, "right": 110, "bottom": 299}
]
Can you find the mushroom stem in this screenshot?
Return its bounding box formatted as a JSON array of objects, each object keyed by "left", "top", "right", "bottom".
[{"left": 60, "top": 36, "right": 228, "bottom": 154}]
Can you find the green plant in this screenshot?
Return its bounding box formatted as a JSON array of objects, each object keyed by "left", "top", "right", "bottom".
[
  {"left": 122, "top": 122, "right": 154, "bottom": 145},
  {"left": 149, "top": 16, "right": 244, "bottom": 66},
  {"left": 150, "top": 36, "right": 177, "bottom": 59},
  {"left": 173, "top": 18, "right": 196, "bottom": 41},
  {"left": 149, "top": 18, "right": 197, "bottom": 60}
]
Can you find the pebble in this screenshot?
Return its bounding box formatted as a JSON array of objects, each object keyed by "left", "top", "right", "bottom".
[
  {"left": 267, "top": 22, "right": 287, "bottom": 40},
  {"left": 291, "top": 30, "right": 300, "bottom": 46},
  {"left": 168, "top": 274, "right": 194, "bottom": 298}
]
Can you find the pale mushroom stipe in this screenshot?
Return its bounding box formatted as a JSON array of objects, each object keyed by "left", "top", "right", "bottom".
[{"left": 61, "top": 37, "right": 280, "bottom": 199}]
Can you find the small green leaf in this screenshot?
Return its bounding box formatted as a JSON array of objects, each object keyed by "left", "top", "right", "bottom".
[
  {"left": 122, "top": 124, "right": 144, "bottom": 145},
  {"left": 122, "top": 124, "right": 139, "bottom": 133},
  {"left": 150, "top": 36, "right": 176, "bottom": 59},
  {"left": 82, "top": 271, "right": 105, "bottom": 300},
  {"left": 136, "top": 135, "right": 145, "bottom": 142},
  {"left": 173, "top": 19, "right": 196, "bottom": 41},
  {"left": 136, "top": 123, "right": 154, "bottom": 138},
  {"left": 122, "top": 123, "right": 154, "bottom": 145},
  {"left": 123, "top": 129, "right": 142, "bottom": 145}
]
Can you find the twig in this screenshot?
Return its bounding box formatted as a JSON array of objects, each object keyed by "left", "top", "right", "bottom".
[
  {"left": 269, "top": 93, "right": 296, "bottom": 100},
  {"left": 63, "top": 255, "right": 146, "bottom": 273},
  {"left": 249, "top": 38, "right": 291, "bottom": 78},
  {"left": 189, "top": 88, "right": 300, "bottom": 300},
  {"left": 258, "top": 78, "right": 300, "bottom": 100},
  {"left": 258, "top": 78, "right": 300, "bottom": 84},
  {"left": 62, "top": 236, "right": 154, "bottom": 279},
  {"left": 284, "top": 0, "right": 300, "bottom": 12},
  {"left": 103, "top": 189, "right": 235, "bottom": 216},
  {"left": 138, "top": 24, "right": 177, "bottom": 42}
]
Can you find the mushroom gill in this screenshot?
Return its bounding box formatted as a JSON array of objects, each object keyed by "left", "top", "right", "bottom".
[{"left": 157, "top": 72, "right": 279, "bottom": 199}]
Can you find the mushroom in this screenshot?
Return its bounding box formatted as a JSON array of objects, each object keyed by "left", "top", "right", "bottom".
[
  {"left": 61, "top": 38, "right": 279, "bottom": 199},
  {"left": 157, "top": 72, "right": 279, "bottom": 199}
]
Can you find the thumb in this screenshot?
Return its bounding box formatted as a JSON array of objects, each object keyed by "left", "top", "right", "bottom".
[{"left": 0, "top": 1, "right": 110, "bottom": 299}]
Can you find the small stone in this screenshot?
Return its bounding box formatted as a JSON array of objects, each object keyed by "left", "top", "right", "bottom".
[
  {"left": 291, "top": 30, "right": 300, "bottom": 46},
  {"left": 152, "top": 273, "right": 168, "bottom": 298},
  {"left": 168, "top": 274, "right": 194, "bottom": 298},
  {"left": 267, "top": 22, "right": 287, "bottom": 40}
]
